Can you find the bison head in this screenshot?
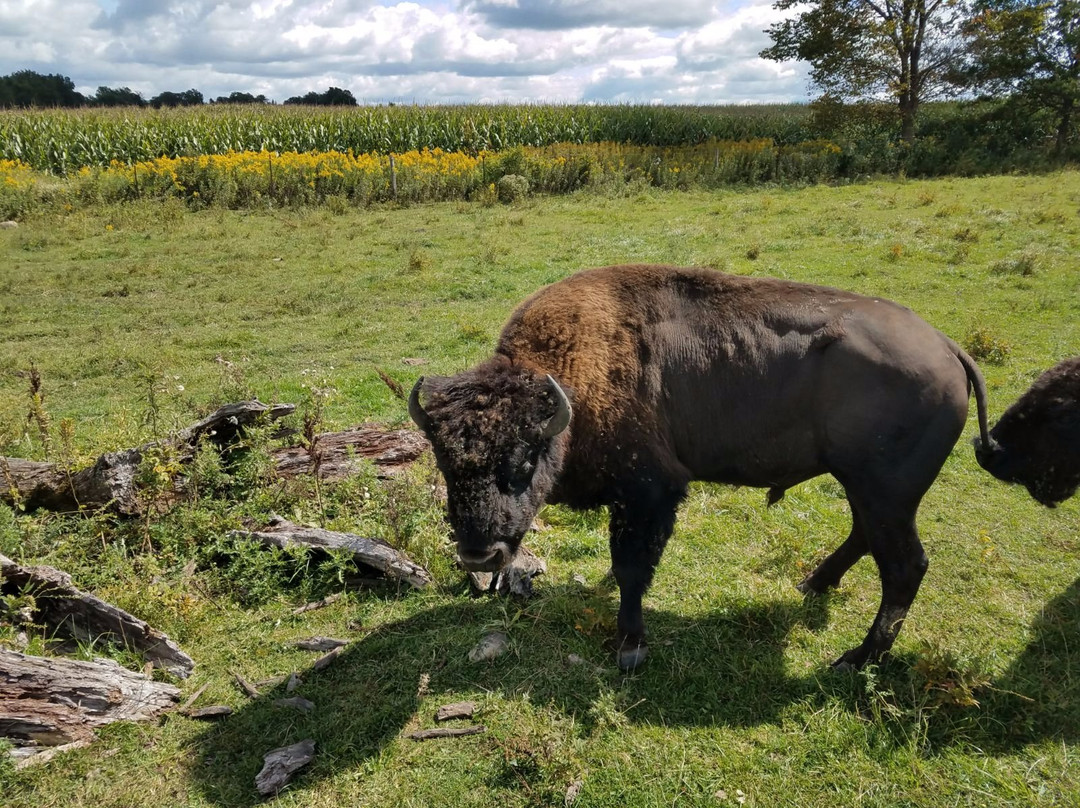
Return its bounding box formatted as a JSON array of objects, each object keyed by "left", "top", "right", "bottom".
[
  {"left": 408, "top": 362, "right": 572, "bottom": 571},
  {"left": 975, "top": 358, "right": 1080, "bottom": 507}
]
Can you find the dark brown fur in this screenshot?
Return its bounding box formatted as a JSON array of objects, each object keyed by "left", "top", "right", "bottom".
[
  {"left": 976, "top": 356, "right": 1080, "bottom": 506},
  {"left": 411, "top": 265, "right": 990, "bottom": 671}
]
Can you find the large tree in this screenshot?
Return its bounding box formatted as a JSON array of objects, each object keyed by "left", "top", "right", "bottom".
[
  {"left": 761, "top": 0, "right": 966, "bottom": 141},
  {"left": 963, "top": 0, "right": 1079, "bottom": 152}
]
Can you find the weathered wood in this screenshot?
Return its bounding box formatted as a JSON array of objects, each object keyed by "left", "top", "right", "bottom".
[
  {"left": 435, "top": 701, "right": 476, "bottom": 722},
  {"left": 0, "top": 554, "right": 194, "bottom": 678},
  {"left": 274, "top": 697, "right": 315, "bottom": 715},
  {"left": 233, "top": 672, "right": 261, "bottom": 699},
  {"left": 11, "top": 739, "right": 93, "bottom": 770},
  {"left": 0, "top": 400, "right": 295, "bottom": 515},
  {"left": 271, "top": 425, "right": 429, "bottom": 481},
  {"left": 291, "top": 593, "right": 342, "bottom": 615},
  {"left": 180, "top": 683, "right": 209, "bottom": 711},
  {"left": 466, "top": 545, "right": 547, "bottom": 599},
  {"left": 407, "top": 725, "right": 486, "bottom": 741},
  {"left": 0, "top": 649, "right": 180, "bottom": 749},
  {"left": 187, "top": 706, "right": 232, "bottom": 720},
  {"left": 255, "top": 738, "right": 316, "bottom": 796},
  {"left": 294, "top": 637, "right": 349, "bottom": 652},
  {"left": 233, "top": 517, "right": 431, "bottom": 590},
  {"left": 312, "top": 646, "right": 343, "bottom": 672}
]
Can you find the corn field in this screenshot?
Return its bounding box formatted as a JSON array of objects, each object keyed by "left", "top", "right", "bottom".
[{"left": 0, "top": 104, "right": 815, "bottom": 174}]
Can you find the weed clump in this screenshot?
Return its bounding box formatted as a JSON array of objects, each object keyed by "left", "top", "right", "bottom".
[
  {"left": 496, "top": 174, "right": 530, "bottom": 204},
  {"left": 964, "top": 326, "right": 1012, "bottom": 365}
]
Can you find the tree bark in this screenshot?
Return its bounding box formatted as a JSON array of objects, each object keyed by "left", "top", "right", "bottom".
[
  {"left": 0, "top": 649, "right": 180, "bottom": 749},
  {"left": 0, "top": 400, "right": 295, "bottom": 515},
  {"left": 0, "top": 405, "right": 429, "bottom": 516},
  {"left": 230, "top": 517, "right": 431, "bottom": 590},
  {"left": 0, "top": 554, "right": 194, "bottom": 678}
]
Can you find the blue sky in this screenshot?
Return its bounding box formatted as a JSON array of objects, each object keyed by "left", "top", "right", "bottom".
[{"left": 0, "top": 0, "right": 810, "bottom": 104}]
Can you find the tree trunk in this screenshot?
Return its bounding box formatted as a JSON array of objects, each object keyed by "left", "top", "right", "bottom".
[
  {"left": 0, "top": 649, "right": 180, "bottom": 749},
  {"left": 0, "top": 400, "right": 295, "bottom": 515},
  {"left": 0, "top": 554, "right": 195, "bottom": 678}
]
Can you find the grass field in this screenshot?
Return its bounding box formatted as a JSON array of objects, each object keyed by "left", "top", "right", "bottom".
[{"left": 1, "top": 172, "right": 1079, "bottom": 807}]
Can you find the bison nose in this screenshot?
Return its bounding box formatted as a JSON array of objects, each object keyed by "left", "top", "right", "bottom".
[{"left": 457, "top": 542, "right": 511, "bottom": 572}]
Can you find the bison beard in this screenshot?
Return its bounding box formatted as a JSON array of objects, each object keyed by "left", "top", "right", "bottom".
[
  {"left": 409, "top": 265, "right": 991, "bottom": 672},
  {"left": 975, "top": 356, "right": 1080, "bottom": 507}
]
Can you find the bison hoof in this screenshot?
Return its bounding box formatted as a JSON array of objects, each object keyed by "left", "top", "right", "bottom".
[
  {"left": 830, "top": 647, "right": 871, "bottom": 671},
  {"left": 616, "top": 640, "right": 649, "bottom": 672},
  {"left": 796, "top": 573, "right": 835, "bottom": 596}
]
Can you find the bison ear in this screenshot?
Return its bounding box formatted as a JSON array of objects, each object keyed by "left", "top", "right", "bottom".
[
  {"left": 539, "top": 374, "right": 572, "bottom": 439},
  {"left": 408, "top": 377, "right": 432, "bottom": 432}
]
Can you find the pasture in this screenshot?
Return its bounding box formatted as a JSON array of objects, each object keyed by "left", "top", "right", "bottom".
[{"left": 1, "top": 171, "right": 1079, "bottom": 807}]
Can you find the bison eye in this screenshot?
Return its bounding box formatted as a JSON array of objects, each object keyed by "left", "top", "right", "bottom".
[{"left": 502, "top": 445, "right": 539, "bottom": 494}]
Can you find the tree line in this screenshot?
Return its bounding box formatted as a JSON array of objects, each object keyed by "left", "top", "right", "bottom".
[
  {"left": 0, "top": 71, "right": 358, "bottom": 109},
  {"left": 760, "top": 0, "right": 1078, "bottom": 150}
]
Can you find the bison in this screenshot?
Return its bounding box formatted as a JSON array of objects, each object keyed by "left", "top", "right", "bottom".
[
  {"left": 975, "top": 356, "right": 1080, "bottom": 507},
  {"left": 408, "top": 264, "right": 990, "bottom": 671}
]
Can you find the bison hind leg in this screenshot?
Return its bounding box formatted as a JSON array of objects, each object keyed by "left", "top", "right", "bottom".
[
  {"left": 766, "top": 487, "right": 786, "bottom": 507},
  {"left": 796, "top": 498, "right": 868, "bottom": 595}
]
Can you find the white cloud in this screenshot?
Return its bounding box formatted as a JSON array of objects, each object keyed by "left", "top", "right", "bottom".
[{"left": 0, "top": 0, "right": 810, "bottom": 104}]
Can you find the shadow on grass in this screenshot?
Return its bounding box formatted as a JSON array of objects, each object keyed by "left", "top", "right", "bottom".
[
  {"left": 189, "top": 585, "right": 825, "bottom": 805},
  {"left": 189, "top": 578, "right": 1080, "bottom": 804},
  {"left": 971, "top": 576, "right": 1080, "bottom": 750}
]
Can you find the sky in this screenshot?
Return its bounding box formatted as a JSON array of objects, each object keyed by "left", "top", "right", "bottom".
[{"left": 0, "top": 0, "right": 811, "bottom": 105}]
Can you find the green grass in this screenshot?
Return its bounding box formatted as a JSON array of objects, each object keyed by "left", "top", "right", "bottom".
[{"left": 1, "top": 172, "right": 1079, "bottom": 807}]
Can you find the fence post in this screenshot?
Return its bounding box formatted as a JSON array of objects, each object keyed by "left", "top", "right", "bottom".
[{"left": 389, "top": 154, "right": 398, "bottom": 199}]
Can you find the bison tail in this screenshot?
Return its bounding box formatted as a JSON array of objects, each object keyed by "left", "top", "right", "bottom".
[{"left": 951, "top": 341, "right": 993, "bottom": 451}]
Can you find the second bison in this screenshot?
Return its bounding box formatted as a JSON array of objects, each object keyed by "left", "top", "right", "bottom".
[
  {"left": 408, "top": 264, "right": 990, "bottom": 671},
  {"left": 976, "top": 356, "right": 1080, "bottom": 507}
]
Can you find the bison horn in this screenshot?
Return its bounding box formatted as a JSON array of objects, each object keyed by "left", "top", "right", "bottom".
[
  {"left": 540, "top": 374, "right": 572, "bottom": 438},
  {"left": 408, "top": 377, "right": 431, "bottom": 431}
]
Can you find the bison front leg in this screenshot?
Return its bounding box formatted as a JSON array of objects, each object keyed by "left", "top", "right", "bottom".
[{"left": 607, "top": 486, "right": 683, "bottom": 672}]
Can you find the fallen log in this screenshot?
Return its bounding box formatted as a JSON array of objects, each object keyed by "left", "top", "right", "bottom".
[
  {"left": 0, "top": 649, "right": 180, "bottom": 750},
  {"left": 0, "top": 554, "right": 194, "bottom": 678},
  {"left": 232, "top": 517, "right": 431, "bottom": 590},
  {"left": 0, "top": 400, "right": 295, "bottom": 515},
  {"left": 271, "top": 424, "right": 429, "bottom": 481}
]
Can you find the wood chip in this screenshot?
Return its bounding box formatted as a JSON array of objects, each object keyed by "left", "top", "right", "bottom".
[
  {"left": 255, "top": 739, "right": 316, "bottom": 796},
  {"left": 286, "top": 672, "right": 302, "bottom": 693},
  {"left": 274, "top": 697, "right": 315, "bottom": 714},
  {"left": 232, "top": 672, "right": 260, "bottom": 699},
  {"left": 180, "top": 683, "right": 209, "bottom": 711},
  {"left": 407, "top": 725, "right": 486, "bottom": 741},
  {"left": 435, "top": 701, "right": 476, "bottom": 722},
  {"left": 291, "top": 593, "right": 342, "bottom": 615},
  {"left": 294, "top": 637, "right": 349, "bottom": 652},
  {"left": 255, "top": 674, "right": 288, "bottom": 689},
  {"left": 187, "top": 706, "right": 232, "bottom": 720},
  {"left": 312, "top": 646, "right": 343, "bottom": 671}
]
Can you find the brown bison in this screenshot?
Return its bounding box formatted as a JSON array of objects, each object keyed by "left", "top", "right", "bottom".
[
  {"left": 975, "top": 356, "right": 1080, "bottom": 507},
  {"left": 408, "top": 265, "right": 990, "bottom": 671}
]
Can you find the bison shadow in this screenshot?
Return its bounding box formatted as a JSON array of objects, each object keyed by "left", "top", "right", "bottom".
[
  {"left": 189, "top": 578, "right": 1080, "bottom": 804},
  {"left": 189, "top": 583, "right": 831, "bottom": 805}
]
